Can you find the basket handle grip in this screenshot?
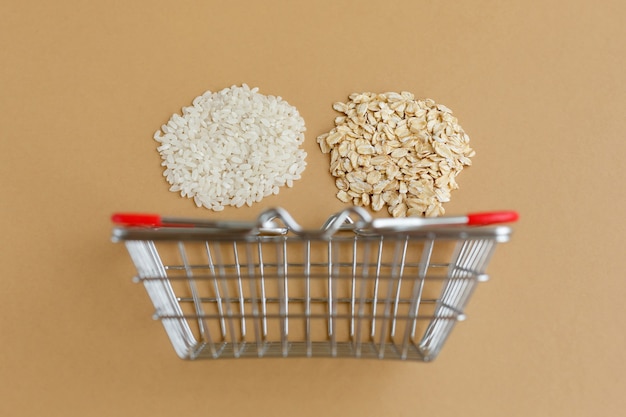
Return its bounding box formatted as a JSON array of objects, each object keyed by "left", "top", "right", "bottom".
[
  {"left": 111, "top": 213, "right": 162, "bottom": 227},
  {"left": 466, "top": 211, "right": 519, "bottom": 225}
]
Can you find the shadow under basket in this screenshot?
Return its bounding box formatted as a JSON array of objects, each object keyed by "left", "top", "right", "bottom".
[{"left": 111, "top": 207, "right": 516, "bottom": 361}]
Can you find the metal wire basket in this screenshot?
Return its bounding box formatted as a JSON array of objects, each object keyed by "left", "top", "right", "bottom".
[{"left": 111, "top": 207, "right": 517, "bottom": 361}]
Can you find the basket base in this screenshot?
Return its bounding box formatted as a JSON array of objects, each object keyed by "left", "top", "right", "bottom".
[{"left": 185, "top": 340, "right": 437, "bottom": 361}]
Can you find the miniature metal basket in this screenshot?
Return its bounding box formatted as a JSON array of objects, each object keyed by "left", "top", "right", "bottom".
[{"left": 111, "top": 207, "right": 516, "bottom": 361}]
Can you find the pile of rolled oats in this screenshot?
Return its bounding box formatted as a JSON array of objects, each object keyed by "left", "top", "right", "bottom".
[{"left": 317, "top": 91, "right": 475, "bottom": 217}]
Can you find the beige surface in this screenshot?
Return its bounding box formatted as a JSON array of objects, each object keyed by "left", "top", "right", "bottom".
[{"left": 2, "top": 0, "right": 625, "bottom": 415}]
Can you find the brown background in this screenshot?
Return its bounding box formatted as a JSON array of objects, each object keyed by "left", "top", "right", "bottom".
[{"left": 2, "top": 0, "right": 625, "bottom": 415}]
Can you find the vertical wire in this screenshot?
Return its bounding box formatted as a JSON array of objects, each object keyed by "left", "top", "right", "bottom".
[
  {"left": 281, "top": 238, "right": 289, "bottom": 356},
  {"left": 411, "top": 240, "right": 434, "bottom": 339},
  {"left": 327, "top": 239, "right": 333, "bottom": 340},
  {"left": 370, "top": 237, "right": 384, "bottom": 339},
  {"left": 328, "top": 239, "right": 337, "bottom": 356},
  {"left": 350, "top": 238, "right": 358, "bottom": 339},
  {"left": 245, "top": 241, "right": 263, "bottom": 357},
  {"left": 378, "top": 238, "right": 403, "bottom": 359},
  {"left": 205, "top": 242, "right": 226, "bottom": 339},
  {"left": 390, "top": 236, "right": 409, "bottom": 337},
  {"left": 275, "top": 239, "right": 287, "bottom": 356},
  {"left": 232, "top": 242, "right": 247, "bottom": 341},
  {"left": 257, "top": 241, "right": 268, "bottom": 340},
  {"left": 354, "top": 238, "right": 371, "bottom": 357},
  {"left": 304, "top": 240, "right": 312, "bottom": 357},
  {"left": 177, "top": 242, "right": 213, "bottom": 354},
  {"left": 402, "top": 239, "right": 434, "bottom": 359},
  {"left": 214, "top": 243, "right": 239, "bottom": 356}
]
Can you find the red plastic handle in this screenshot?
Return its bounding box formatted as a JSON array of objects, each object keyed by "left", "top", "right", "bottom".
[
  {"left": 467, "top": 211, "right": 519, "bottom": 226},
  {"left": 111, "top": 213, "right": 163, "bottom": 227}
]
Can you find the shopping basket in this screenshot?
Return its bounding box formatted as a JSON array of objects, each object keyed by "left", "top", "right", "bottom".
[{"left": 111, "top": 207, "right": 517, "bottom": 361}]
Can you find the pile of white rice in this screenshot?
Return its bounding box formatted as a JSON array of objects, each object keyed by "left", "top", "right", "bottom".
[{"left": 153, "top": 84, "right": 307, "bottom": 211}]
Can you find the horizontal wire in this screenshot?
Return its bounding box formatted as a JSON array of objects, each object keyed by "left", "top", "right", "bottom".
[
  {"left": 176, "top": 296, "right": 441, "bottom": 304},
  {"left": 135, "top": 272, "right": 479, "bottom": 282},
  {"left": 164, "top": 261, "right": 452, "bottom": 271},
  {"left": 154, "top": 312, "right": 462, "bottom": 321}
]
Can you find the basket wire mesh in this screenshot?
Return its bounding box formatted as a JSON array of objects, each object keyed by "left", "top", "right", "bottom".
[{"left": 113, "top": 207, "right": 513, "bottom": 361}]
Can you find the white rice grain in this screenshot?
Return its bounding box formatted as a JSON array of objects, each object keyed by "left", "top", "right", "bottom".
[{"left": 154, "top": 84, "right": 307, "bottom": 210}]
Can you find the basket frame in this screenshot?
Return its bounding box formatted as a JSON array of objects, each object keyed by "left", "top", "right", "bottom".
[{"left": 113, "top": 208, "right": 512, "bottom": 361}]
